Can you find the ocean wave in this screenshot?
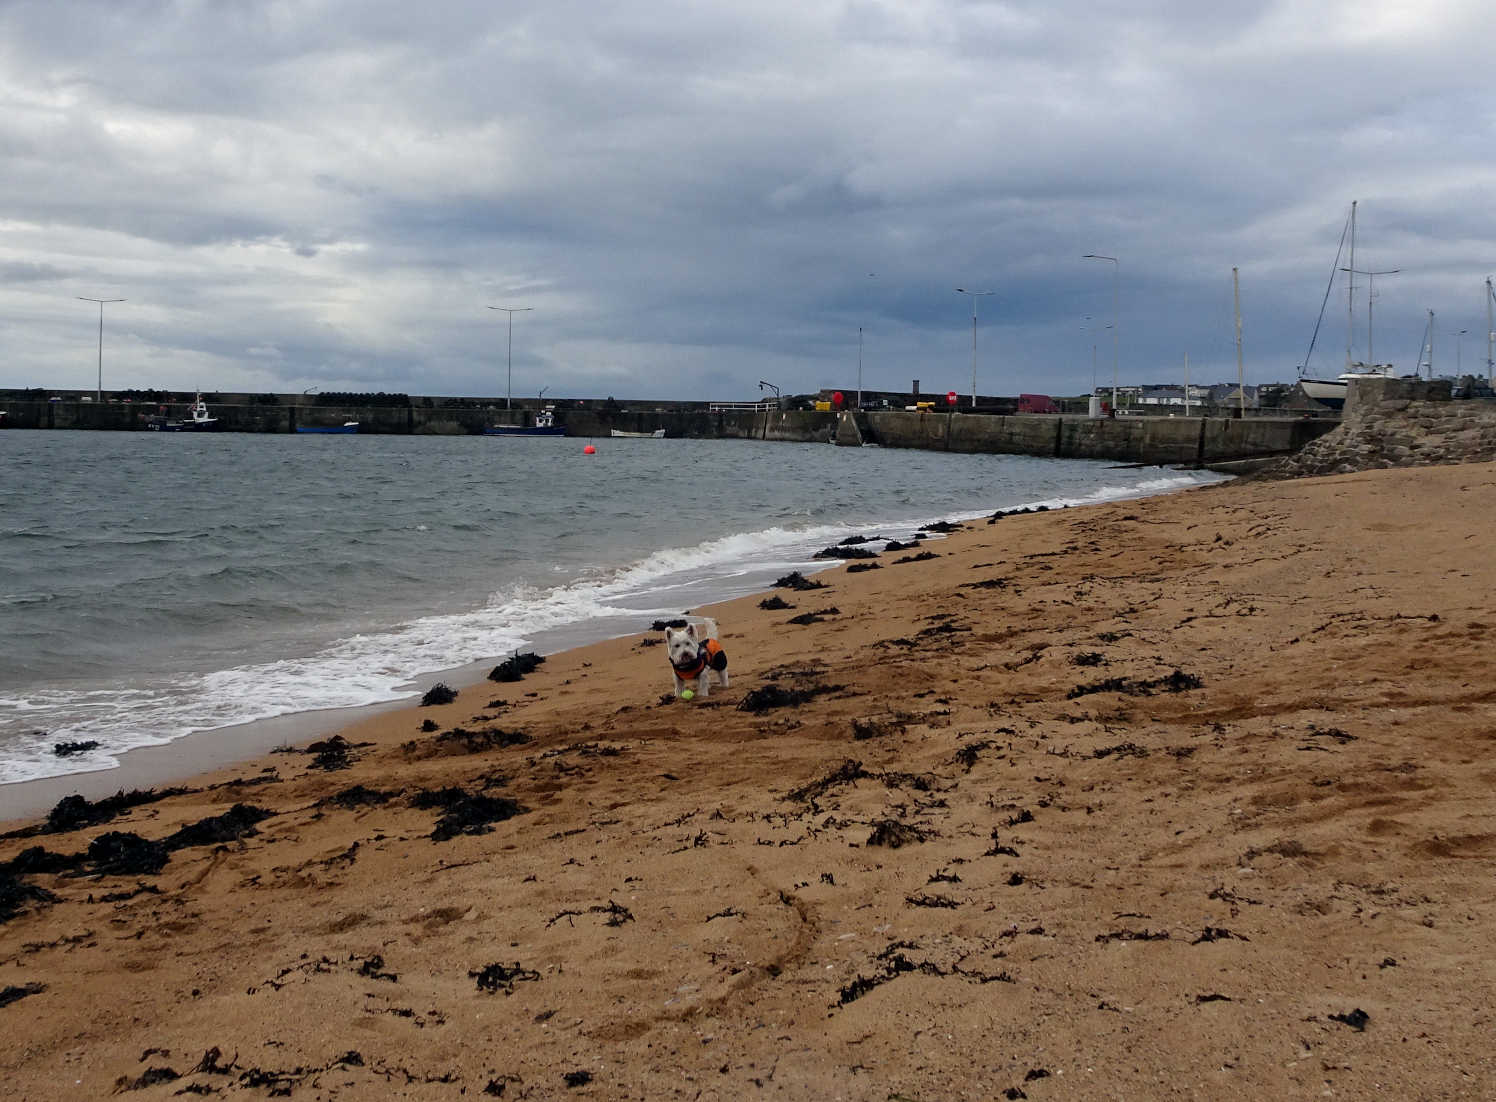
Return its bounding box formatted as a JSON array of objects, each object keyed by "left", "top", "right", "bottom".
[{"left": 0, "top": 455, "right": 1227, "bottom": 786}]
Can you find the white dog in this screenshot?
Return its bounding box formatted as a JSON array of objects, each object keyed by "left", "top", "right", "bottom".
[{"left": 664, "top": 617, "right": 729, "bottom": 699}]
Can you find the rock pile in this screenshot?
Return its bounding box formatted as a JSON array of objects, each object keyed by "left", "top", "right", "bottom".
[{"left": 1273, "top": 377, "right": 1496, "bottom": 478}]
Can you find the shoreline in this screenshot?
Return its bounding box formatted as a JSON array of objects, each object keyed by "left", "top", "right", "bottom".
[
  {"left": 6, "top": 463, "right": 1495, "bottom": 1098},
  {"left": 1, "top": 465, "right": 1225, "bottom": 820}
]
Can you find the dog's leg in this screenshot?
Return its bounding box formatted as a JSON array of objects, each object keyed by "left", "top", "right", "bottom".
[
  {"left": 695, "top": 671, "right": 710, "bottom": 699},
  {"left": 673, "top": 673, "right": 687, "bottom": 697},
  {"left": 715, "top": 667, "right": 730, "bottom": 690}
]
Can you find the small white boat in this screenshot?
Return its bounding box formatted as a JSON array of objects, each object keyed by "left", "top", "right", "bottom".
[
  {"left": 148, "top": 392, "right": 219, "bottom": 431},
  {"left": 484, "top": 405, "right": 566, "bottom": 436},
  {"left": 610, "top": 428, "right": 666, "bottom": 438}
]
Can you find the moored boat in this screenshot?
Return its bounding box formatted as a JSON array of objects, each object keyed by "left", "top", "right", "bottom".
[
  {"left": 609, "top": 428, "right": 666, "bottom": 438},
  {"left": 147, "top": 392, "right": 219, "bottom": 431},
  {"left": 1297, "top": 201, "right": 1402, "bottom": 409},
  {"left": 485, "top": 406, "right": 566, "bottom": 437},
  {"left": 296, "top": 421, "right": 360, "bottom": 434}
]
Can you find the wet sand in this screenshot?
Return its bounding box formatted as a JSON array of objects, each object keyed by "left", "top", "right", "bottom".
[{"left": 4, "top": 461, "right": 1495, "bottom": 1100}]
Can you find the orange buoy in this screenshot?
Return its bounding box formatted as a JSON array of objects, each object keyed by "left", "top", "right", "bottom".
[{"left": 583, "top": 444, "right": 596, "bottom": 454}]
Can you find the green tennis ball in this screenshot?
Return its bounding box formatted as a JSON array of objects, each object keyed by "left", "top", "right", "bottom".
[{"left": 680, "top": 689, "right": 695, "bottom": 701}]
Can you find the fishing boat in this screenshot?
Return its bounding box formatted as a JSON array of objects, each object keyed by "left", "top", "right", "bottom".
[
  {"left": 296, "top": 421, "right": 360, "bottom": 434},
  {"left": 484, "top": 405, "right": 566, "bottom": 437},
  {"left": 609, "top": 428, "right": 666, "bottom": 438},
  {"left": 147, "top": 392, "right": 219, "bottom": 431}
]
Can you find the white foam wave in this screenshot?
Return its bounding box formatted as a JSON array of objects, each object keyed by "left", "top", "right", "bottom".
[{"left": 0, "top": 466, "right": 1228, "bottom": 786}]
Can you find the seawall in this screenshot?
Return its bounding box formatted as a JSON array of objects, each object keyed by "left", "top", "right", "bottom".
[
  {"left": 1270, "top": 377, "right": 1496, "bottom": 477},
  {"left": 0, "top": 398, "right": 1336, "bottom": 467},
  {"left": 849, "top": 409, "right": 1334, "bottom": 467}
]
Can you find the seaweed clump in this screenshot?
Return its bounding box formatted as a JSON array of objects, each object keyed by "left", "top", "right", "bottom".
[
  {"left": 1067, "top": 669, "right": 1203, "bottom": 700},
  {"left": 163, "top": 804, "right": 274, "bottom": 850},
  {"left": 738, "top": 683, "right": 843, "bottom": 713},
  {"left": 0, "top": 872, "right": 58, "bottom": 924},
  {"left": 39, "top": 787, "right": 191, "bottom": 836},
  {"left": 488, "top": 653, "right": 545, "bottom": 683},
  {"left": 421, "top": 683, "right": 459, "bottom": 706},
  {"left": 773, "top": 571, "right": 827, "bottom": 591},
  {"left": 413, "top": 788, "right": 528, "bottom": 842}
]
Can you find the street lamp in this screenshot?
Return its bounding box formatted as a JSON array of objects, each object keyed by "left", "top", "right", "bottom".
[
  {"left": 955, "top": 288, "right": 994, "bottom": 409},
  {"left": 78, "top": 296, "right": 125, "bottom": 402},
  {"left": 857, "top": 327, "right": 863, "bottom": 411},
  {"left": 859, "top": 272, "right": 876, "bottom": 411},
  {"left": 487, "top": 305, "right": 533, "bottom": 410},
  {"left": 1083, "top": 255, "right": 1119, "bottom": 410},
  {"left": 1456, "top": 329, "right": 1468, "bottom": 374}
]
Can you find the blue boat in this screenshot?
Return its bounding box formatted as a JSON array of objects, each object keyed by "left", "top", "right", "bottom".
[
  {"left": 296, "top": 421, "right": 360, "bottom": 434},
  {"left": 484, "top": 406, "right": 566, "bottom": 437}
]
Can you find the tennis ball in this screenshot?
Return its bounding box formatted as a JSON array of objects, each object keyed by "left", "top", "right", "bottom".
[{"left": 680, "top": 689, "right": 695, "bottom": 701}]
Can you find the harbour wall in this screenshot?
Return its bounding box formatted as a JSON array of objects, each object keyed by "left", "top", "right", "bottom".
[
  {"left": 845, "top": 409, "right": 1334, "bottom": 467},
  {"left": 0, "top": 398, "right": 1335, "bottom": 466},
  {"left": 1270, "top": 377, "right": 1496, "bottom": 477}
]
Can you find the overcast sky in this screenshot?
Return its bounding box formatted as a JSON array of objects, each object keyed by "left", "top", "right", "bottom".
[{"left": 2, "top": 0, "right": 1493, "bottom": 401}]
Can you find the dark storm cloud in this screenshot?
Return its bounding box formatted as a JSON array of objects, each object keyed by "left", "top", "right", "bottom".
[{"left": 1, "top": 0, "right": 1492, "bottom": 398}]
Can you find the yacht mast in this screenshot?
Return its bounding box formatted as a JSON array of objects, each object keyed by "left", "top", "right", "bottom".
[
  {"left": 1487, "top": 276, "right": 1494, "bottom": 388},
  {"left": 1345, "top": 200, "right": 1357, "bottom": 370},
  {"left": 1233, "top": 267, "right": 1245, "bottom": 417}
]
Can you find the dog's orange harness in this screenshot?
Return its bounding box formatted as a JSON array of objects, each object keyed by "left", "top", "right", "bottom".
[{"left": 672, "top": 638, "right": 726, "bottom": 680}]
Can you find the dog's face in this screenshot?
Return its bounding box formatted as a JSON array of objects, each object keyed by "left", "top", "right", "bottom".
[{"left": 664, "top": 624, "right": 701, "bottom": 667}]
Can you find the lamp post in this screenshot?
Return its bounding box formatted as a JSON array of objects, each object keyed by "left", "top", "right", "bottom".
[
  {"left": 487, "top": 305, "right": 532, "bottom": 410},
  {"left": 1081, "top": 316, "right": 1094, "bottom": 392},
  {"left": 78, "top": 296, "right": 125, "bottom": 402},
  {"left": 1454, "top": 329, "right": 1468, "bottom": 374},
  {"left": 856, "top": 327, "right": 863, "bottom": 411},
  {"left": 1083, "top": 254, "right": 1119, "bottom": 410},
  {"left": 955, "top": 288, "right": 993, "bottom": 409},
  {"left": 860, "top": 272, "right": 876, "bottom": 411}
]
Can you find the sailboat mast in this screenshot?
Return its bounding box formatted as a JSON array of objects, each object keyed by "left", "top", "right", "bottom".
[
  {"left": 1233, "top": 267, "right": 1245, "bottom": 417},
  {"left": 1346, "top": 200, "right": 1356, "bottom": 370},
  {"left": 1487, "top": 277, "right": 1494, "bottom": 388}
]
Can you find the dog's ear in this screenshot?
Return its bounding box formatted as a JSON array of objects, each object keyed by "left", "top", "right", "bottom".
[{"left": 685, "top": 623, "right": 699, "bottom": 639}]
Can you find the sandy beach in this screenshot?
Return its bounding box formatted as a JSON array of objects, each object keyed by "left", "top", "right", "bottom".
[{"left": 4, "top": 461, "right": 1495, "bottom": 1100}]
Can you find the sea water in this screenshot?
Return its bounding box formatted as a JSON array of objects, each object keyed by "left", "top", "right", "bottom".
[{"left": 0, "top": 430, "right": 1226, "bottom": 787}]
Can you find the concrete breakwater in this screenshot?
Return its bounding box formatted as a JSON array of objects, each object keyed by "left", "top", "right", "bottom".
[{"left": 0, "top": 397, "right": 1335, "bottom": 467}]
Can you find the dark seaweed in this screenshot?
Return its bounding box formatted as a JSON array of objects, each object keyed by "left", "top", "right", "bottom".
[
  {"left": 163, "top": 804, "right": 274, "bottom": 850},
  {"left": 420, "top": 682, "right": 458, "bottom": 706},
  {"left": 430, "top": 793, "right": 527, "bottom": 841},
  {"left": 737, "top": 683, "right": 843, "bottom": 713},
  {"left": 470, "top": 961, "right": 541, "bottom": 994},
  {"left": 87, "top": 832, "right": 169, "bottom": 876},
  {"left": 1067, "top": 669, "right": 1204, "bottom": 699},
  {"left": 51, "top": 740, "right": 99, "bottom": 757},
  {"left": 772, "top": 571, "right": 827, "bottom": 591},
  {"left": 488, "top": 653, "right": 546, "bottom": 682}
]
